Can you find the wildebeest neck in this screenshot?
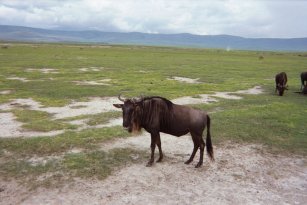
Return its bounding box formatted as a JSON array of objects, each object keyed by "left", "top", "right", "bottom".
[{"left": 138, "top": 97, "right": 173, "bottom": 130}]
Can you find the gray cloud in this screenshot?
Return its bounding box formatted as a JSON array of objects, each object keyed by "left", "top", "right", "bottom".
[{"left": 0, "top": 0, "right": 306, "bottom": 38}]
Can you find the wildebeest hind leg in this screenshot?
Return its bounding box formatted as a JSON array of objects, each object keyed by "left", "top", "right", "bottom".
[
  {"left": 185, "top": 135, "right": 199, "bottom": 165},
  {"left": 195, "top": 139, "right": 205, "bottom": 168},
  {"left": 156, "top": 134, "right": 163, "bottom": 162}
]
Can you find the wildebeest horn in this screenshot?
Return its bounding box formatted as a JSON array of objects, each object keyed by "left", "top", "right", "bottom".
[
  {"left": 118, "top": 94, "right": 126, "bottom": 102},
  {"left": 132, "top": 95, "right": 144, "bottom": 103},
  {"left": 131, "top": 98, "right": 139, "bottom": 103}
]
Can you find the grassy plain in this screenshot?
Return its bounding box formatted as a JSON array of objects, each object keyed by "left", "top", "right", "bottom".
[{"left": 0, "top": 43, "right": 306, "bottom": 183}]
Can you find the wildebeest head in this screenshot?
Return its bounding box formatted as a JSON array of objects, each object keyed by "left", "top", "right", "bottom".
[
  {"left": 275, "top": 72, "right": 288, "bottom": 96},
  {"left": 113, "top": 95, "right": 142, "bottom": 133},
  {"left": 276, "top": 84, "right": 288, "bottom": 96}
]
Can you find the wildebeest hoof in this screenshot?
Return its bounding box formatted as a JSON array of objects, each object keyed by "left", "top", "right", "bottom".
[
  {"left": 184, "top": 160, "right": 192, "bottom": 164},
  {"left": 156, "top": 157, "right": 163, "bottom": 163},
  {"left": 146, "top": 162, "right": 153, "bottom": 167},
  {"left": 195, "top": 162, "right": 202, "bottom": 168}
]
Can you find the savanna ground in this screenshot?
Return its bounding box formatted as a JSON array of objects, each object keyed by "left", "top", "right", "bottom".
[{"left": 0, "top": 43, "right": 306, "bottom": 204}]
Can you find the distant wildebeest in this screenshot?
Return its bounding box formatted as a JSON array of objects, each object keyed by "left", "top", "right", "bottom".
[
  {"left": 301, "top": 72, "right": 307, "bottom": 91},
  {"left": 275, "top": 72, "right": 288, "bottom": 96},
  {"left": 113, "top": 95, "right": 214, "bottom": 168}
]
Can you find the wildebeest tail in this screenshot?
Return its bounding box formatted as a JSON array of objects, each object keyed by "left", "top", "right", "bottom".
[{"left": 206, "top": 115, "right": 214, "bottom": 161}]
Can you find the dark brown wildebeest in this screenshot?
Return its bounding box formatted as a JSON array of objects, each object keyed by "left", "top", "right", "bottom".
[
  {"left": 275, "top": 72, "right": 288, "bottom": 96},
  {"left": 113, "top": 95, "right": 214, "bottom": 168},
  {"left": 301, "top": 72, "right": 307, "bottom": 91}
]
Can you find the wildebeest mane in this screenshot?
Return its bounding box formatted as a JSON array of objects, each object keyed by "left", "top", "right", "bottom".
[
  {"left": 132, "top": 96, "right": 173, "bottom": 131},
  {"left": 140, "top": 96, "right": 173, "bottom": 109}
]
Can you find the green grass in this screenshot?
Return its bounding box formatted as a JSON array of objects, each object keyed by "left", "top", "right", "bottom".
[
  {"left": 11, "top": 109, "right": 77, "bottom": 132},
  {"left": 75, "top": 111, "right": 121, "bottom": 126},
  {"left": 62, "top": 148, "right": 146, "bottom": 179},
  {"left": 211, "top": 95, "right": 307, "bottom": 155},
  {"left": 0, "top": 42, "right": 307, "bottom": 183},
  {"left": 0, "top": 126, "right": 128, "bottom": 156},
  {"left": 0, "top": 148, "right": 146, "bottom": 188}
]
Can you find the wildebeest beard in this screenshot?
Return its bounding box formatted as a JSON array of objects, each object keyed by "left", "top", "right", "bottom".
[{"left": 131, "top": 105, "right": 142, "bottom": 133}]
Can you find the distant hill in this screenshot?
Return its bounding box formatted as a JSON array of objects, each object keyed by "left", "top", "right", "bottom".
[{"left": 1, "top": 25, "right": 307, "bottom": 51}]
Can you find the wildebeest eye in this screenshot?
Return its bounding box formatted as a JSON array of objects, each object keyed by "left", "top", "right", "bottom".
[{"left": 123, "top": 107, "right": 133, "bottom": 115}]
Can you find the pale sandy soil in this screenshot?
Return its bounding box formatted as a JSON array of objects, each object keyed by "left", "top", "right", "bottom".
[
  {"left": 167, "top": 76, "right": 201, "bottom": 84},
  {"left": 26, "top": 68, "right": 59, "bottom": 74},
  {"left": 78, "top": 67, "right": 104, "bottom": 72},
  {"left": 0, "top": 112, "right": 64, "bottom": 138},
  {"left": 0, "top": 96, "right": 120, "bottom": 138},
  {"left": 72, "top": 79, "right": 111, "bottom": 86},
  {"left": 0, "top": 112, "right": 121, "bottom": 138},
  {"left": 6, "top": 77, "right": 30, "bottom": 82},
  {"left": 0, "top": 90, "right": 12, "bottom": 95},
  {"left": 1, "top": 134, "right": 306, "bottom": 205}
]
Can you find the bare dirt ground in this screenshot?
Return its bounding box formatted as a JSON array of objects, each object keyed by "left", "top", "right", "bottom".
[
  {"left": 1, "top": 133, "right": 306, "bottom": 205},
  {"left": 1, "top": 86, "right": 306, "bottom": 204},
  {"left": 167, "top": 76, "right": 201, "bottom": 84},
  {"left": 26, "top": 68, "right": 59, "bottom": 74},
  {"left": 72, "top": 79, "right": 112, "bottom": 86}
]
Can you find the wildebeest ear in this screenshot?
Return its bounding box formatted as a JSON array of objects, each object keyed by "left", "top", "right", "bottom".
[{"left": 113, "top": 104, "right": 123, "bottom": 108}]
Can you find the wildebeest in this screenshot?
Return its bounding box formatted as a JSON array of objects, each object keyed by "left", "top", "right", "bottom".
[
  {"left": 301, "top": 72, "right": 307, "bottom": 91},
  {"left": 275, "top": 72, "right": 288, "bottom": 96},
  {"left": 113, "top": 95, "right": 214, "bottom": 168}
]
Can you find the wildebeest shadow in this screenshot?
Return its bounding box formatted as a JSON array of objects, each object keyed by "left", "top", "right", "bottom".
[{"left": 294, "top": 91, "right": 307, "bottom": 95}]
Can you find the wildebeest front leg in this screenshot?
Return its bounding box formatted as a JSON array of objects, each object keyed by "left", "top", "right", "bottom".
[
  {"left": 147, "top": 134, "right": 157, "bottom": 167},
  {"left": 156, "top": 133, "right": 163, "bottom": 162},
  {"left": 275, "top": 85, "right": 277, "bottom": 93}
]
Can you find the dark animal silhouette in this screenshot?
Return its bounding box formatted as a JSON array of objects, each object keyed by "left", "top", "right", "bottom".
[
  {"left": 275, "top": 72, "right": 288, "bottom": 96},
  {"left": 113, "top": 95, "right": 214, "bottom": 168},
  {"left": 301, "top": 72, "right": 307, "bottom": 91}
]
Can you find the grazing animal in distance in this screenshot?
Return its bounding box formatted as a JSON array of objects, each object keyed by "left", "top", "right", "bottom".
[
  {"left": 301, "top": 72, "right": 307, "bottom": 91},
  {"left": 275, "top": 72, "right": 288, "bottom": 96},
  {"left": 113, "top": 95, "right": 214, "bottom": 168}
]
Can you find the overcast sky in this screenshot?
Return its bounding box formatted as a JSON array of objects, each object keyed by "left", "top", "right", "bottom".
[{"left": 0, "top": 0, "right": 306, "bottom": 38}]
